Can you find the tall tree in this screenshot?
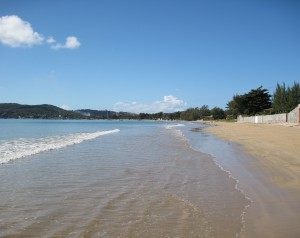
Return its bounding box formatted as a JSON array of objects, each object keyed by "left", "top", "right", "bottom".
[
  {"left": 287, "top": 82, "right": 300, "bottom": 111},
  {"left": 226, "top": 86, "right": 271, "bottom": 117},
  {"left": 272, "top": 83, "right": 288, "bottom": 113},
  {"left": 272, "top": 82, "right": 300, "bottom": 113},
  {"left": 244, "top": 86, "right": 271, "bottom": 115}
]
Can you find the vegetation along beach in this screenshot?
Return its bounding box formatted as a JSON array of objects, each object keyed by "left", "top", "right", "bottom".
[{"left": 1, "top": 1, "right": 300, "bottom": 237}]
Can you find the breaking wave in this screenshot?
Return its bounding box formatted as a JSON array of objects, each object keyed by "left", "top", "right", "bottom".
[
  {"left": 164, "top": 124, "right": 185, "bottom": 129},
  {"left": 0, "top": 129, "right": 120, "bottom": 164}
]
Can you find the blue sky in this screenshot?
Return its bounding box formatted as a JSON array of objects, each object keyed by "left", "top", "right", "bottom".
[{"left": 0, "top": 0, "right": 299, "bottom": 113}]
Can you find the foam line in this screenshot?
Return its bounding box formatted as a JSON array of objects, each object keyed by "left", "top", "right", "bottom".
[
  {"left": 164, "top": 124, "right": 185, "bottom": 129},
  {"left": 0, "top": 129, "right": 120, "bottom": 164}
]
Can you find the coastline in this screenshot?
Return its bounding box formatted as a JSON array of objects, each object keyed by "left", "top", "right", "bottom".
[
  {"left": 204, "top": 122, "right": 300, "bottom": 190},
  {"left": 203, "top": 121, "right": 300, "bottom": 237}
]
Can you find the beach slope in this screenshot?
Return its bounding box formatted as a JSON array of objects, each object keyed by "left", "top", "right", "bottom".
[
  {"left": 205, "top": 122, "right": 300, "bottom": 237},
  {"left": 205, "top": 122, "right": 300, "bottom": 189}
]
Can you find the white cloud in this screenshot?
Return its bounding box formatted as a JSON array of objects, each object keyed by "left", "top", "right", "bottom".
[
  {"left": 0, "top": 15, "right": 80, "bottom": 50},
  {"left": 113, "top": 95, "right": 187, "bottom": 113},
  {"left": 0, "top": 15, "right": 44, "bottom": 47},
  {"left": 51, "top": 36, "right": 80, "bottom": 50},
  {"left": 60, "top": 105, "right": 71, "bottom": 110},
  {"left": 46, "top": 36, "right": 56, "bottom": 44}
]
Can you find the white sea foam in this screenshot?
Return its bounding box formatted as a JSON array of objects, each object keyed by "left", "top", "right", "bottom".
[
  {"left": 0, "top": 129, "right": 120, "bottom": 164},
  {"left": 164, "top": 123, "right": 185, "bottom": 129}
]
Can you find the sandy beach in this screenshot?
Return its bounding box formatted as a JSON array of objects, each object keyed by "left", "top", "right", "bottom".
[
  {"left": 205, "top": 122, "right": 300, "bottom": 190},
  {"left": 205, "top": 122, "right": 300, "bottom": 237}
]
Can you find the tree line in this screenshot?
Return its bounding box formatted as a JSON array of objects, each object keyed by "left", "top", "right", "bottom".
[
  {"left": 226, "top": 82, "right": 300, "bottom": 118},
  {"left": 1, "top": 82, "right": 298, "bottom": 121},
  {"left": 135, "top": 105, "right": 225, "bottom": 121},
  {"left": 133, "top": 82, "right": 299, "bottom": 121},
  {"left": 272, "top": 82, "right": 300, "bottom": 113}
]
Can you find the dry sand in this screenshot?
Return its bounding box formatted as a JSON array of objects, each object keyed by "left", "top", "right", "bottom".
[
  {"left": 204, "top": 122, "right": 300, "bottom": 238},
  {"left": 205, "top": 122, "right": 300, "bottom": 189}
]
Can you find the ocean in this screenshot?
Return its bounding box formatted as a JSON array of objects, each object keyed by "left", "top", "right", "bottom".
[{"left": 0, "top": 119, "right": 250, "bottom": 238}]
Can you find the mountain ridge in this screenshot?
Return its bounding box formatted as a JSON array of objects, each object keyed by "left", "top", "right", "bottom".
[
  {"left": 0, "top": 103, "right": 84, "bottom": 119},
  {"left": 0, "top": 103, "right": 137, "bottom": 119}
]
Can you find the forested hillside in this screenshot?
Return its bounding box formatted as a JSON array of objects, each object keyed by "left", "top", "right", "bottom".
[{"left": 0, "top": 103, "right": 84, "bottom": 119}]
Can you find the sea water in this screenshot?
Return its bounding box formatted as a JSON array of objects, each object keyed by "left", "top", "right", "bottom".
[{"left": 0, "top": 120, "right": 249, "bottom": 237}]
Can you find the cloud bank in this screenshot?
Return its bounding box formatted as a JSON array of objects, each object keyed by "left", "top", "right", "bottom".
[
  {"left": 113, "top": 95, "right": 187, "bottom": 113},
  {"left": 0, "top": 15, "right": 80, "bottom": 49}
]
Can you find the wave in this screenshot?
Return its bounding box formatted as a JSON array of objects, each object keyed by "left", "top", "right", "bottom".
[
  {"left": 0, "top": 129, "right": 120, "bottom": 164},
  {"left": 164, "top": 123, "right": 185, "bottom": 129}
]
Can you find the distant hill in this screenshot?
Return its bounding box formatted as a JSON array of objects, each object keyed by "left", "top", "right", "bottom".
[
  {"left": 0, "top": 103, "right": 138, "bottom": 120},
  {"left": 0, "top": 103, "right": 84, "bottom": 119}
]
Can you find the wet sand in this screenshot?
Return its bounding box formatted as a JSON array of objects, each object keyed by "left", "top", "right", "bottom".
[
  {"left": 204, "top": 122, "right": 300, "bottom": 238},
  {"left": 205, "top": 122, "right": 300, "bottom": 189}
]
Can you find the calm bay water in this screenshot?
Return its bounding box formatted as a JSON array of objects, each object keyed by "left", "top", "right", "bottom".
[{"left": 0, "top": 120, "right": 249, "bottom": 237}]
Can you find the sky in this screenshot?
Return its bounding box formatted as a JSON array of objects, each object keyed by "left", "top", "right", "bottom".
[{"left": 0, "top": 0, "right": 299, "bottom": 113}]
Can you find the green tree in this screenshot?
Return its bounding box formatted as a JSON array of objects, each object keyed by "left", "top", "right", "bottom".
[
  {"left": 198, "top": 105, "right": 211, "bottom": 118},
  {"left": 180, "top": 105, "right": 212, "bottom": 121},
  {"left": 211, "top": 107, "right": 225, "bottom": 119},
  {"left": 180, "top": 108, "right": 200, "bottom": 121},
  {"left": 244, "top": 86, "right": 271, "bottom": 115},
  {"left": 272, "top": 83, "right": 288, "bottom": 113},
  {"left": 288, "top": 82, "right": 300, "bottom": 110},
  {"left": 272, "top": 82, "right": 300, "bottom": 113},
  {"left": 226, "top": 94, "right": 247, "bottom": 117},
  {"left": 164, "top": 111, "right": 181, "bottom": 120},
  {"left": 226, "top": 86, "right": 271, "bottom": 117},
  {"left": 138, "top": 113, "right": 150, "bottom": 120}
]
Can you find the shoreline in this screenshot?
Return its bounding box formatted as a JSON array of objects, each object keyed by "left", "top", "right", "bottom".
[
  {"left": 203, "top": 122, "right": 300, "bottom": 237},
  {"left": 204, "top": 121, "right": 300, "bottom": 190}
]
